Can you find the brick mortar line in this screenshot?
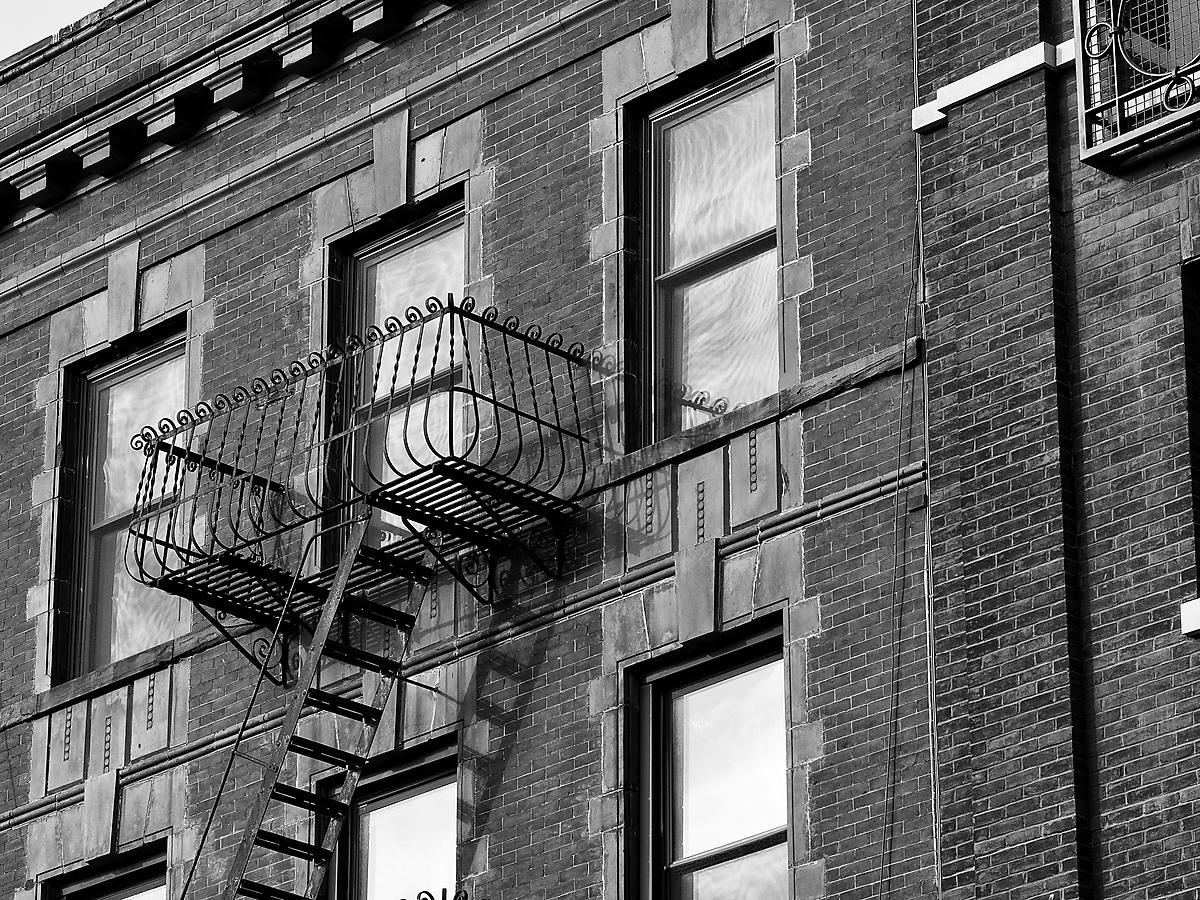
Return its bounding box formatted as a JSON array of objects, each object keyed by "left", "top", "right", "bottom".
[
  {"left": 0, "top": 0, "right": 646, "bottom": 335},
  {"left": 0, "top": 459, "right": 925, "bottom": 830}
]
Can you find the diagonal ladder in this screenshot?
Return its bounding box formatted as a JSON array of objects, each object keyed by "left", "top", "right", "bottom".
[{"left": 220, "top": 516, "right": 429, "bottom": 900}]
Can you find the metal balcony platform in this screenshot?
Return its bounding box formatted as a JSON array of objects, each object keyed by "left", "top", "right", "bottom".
[{"left": 127, "top": 294, "right": 594, "bottom": 628}]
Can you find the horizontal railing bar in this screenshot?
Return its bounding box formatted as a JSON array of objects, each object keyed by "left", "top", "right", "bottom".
[{"left": 160, "top": 442, "right": 289, "bottom": 495}]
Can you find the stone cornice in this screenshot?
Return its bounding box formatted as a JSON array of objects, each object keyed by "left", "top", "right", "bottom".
[
  {"left": 0, "top": 0, "right": 645, "bottom": 334},
  {"left": 0, "top": 0, "right": 463, "bottom": 223}
]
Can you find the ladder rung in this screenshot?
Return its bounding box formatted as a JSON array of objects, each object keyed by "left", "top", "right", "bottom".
[
  {"left": 305, "top": 687, "right": 382, "bottom": 723},
  {"left": 289, "top": 734, "right": 368, "bottom": 770},
  {"left": 343, "top": 594, "right": 417, "bottom": 630},
  {"left": 237, "top": 879, "right": 308, "bottom": 900},
  {"left": 358, "top": 545, "right": 435, "bottom": 582},
  {"left": 324, "top": 640, "right": 402, "bottom": 676},
  {"left": 271, "top": 782, "right": 348, "bottom": 818},
  {"left": 255, "top": 829, "right": 332, "bottom": 862}
]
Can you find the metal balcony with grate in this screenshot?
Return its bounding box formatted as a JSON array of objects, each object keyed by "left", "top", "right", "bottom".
[
  {"left": 125, "top": 296, "right": 593, "bottom": 900},
  {"left": 1078, "top": 0, "right": 1200, "bottom": 161},
  {"left": 127, "top": 294, "right": 593, "bottom": 629}
]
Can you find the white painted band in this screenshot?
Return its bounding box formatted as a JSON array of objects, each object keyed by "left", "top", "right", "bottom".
[{"left": 911, "top": 38, "right": 1075, "bottom": 133}]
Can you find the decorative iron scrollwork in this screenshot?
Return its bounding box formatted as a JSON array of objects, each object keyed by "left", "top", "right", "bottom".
[
  {"left": 1079, "top": 0, "right": 1200, "bottom": 156},
  {"left": 126, "top": 294, "right": 595, "bottom": 618}
]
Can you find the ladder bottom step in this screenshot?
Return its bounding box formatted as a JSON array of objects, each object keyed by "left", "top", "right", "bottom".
[
  {"left": 255, "top": 829, "right": 332, "bottom": 862},
  {"left": 237, "top": 879, "right": 308, "bottom": 900},
  {"left": 289, "top": 734, "right": 368, "bottom": 770},
  {"left": 324, "top": 640, "right": 402, "bottom": 676},
  {"left": 272, "top": 782, "right": 348, "bottom": 818},
  {"left": 306, "top": 687, "right": 382, "bottom": 723}
]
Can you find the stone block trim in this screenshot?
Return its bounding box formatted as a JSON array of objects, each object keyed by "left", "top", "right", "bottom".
[
  {"left": 305, "top": 107, "right": 487, "bottom": 354},
  {"left": 31, "top": 243, "right": 212, "bottom": 698},
  {"left": 593, "top": 515, "right": 821, "bottom": 900}
]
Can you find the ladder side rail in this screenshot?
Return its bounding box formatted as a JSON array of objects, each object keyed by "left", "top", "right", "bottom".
[
  {"left": 180, "top": 524, "right": 332, "bottom": 900},
  {"left": 452, "top": 307, "right": 485, "bottom": 464},
  {"left": 541, "top": 341, "right": 570, "bottom": 497},
  {"left": 220, "top": 516, "right": 371, "bottom": 900},
  {"left": 303, "top": 583, "right": 426, "bottom": 897},
  {"left": 468, "top": 316, "right": 503, "bottom": 472},
  {"left": 564, "top": 344, "right": 593, "bottom": 499}
]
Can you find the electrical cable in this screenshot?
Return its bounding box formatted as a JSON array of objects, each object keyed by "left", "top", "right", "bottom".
[{"left": 874, "top": 0, "right": 941, "bottom": 893}]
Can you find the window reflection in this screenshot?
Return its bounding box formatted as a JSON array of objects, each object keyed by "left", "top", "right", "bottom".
[
  {"left": 651, "top": 653, "right": 787, "bottom": 900},
  {"left": 666, "top": 82, "right": 775, "bottom": 269},
  {"left": 81, "top": 344, "right": 187, "bottom": 672},
  {"left": 648, "top": 70, "right": 778, "bottom": 441},
  {"left": 361, "top": 778, "right": 457, "bottom": 900},
  {"left": 671, "top": 658, "right": 786, "bottom": 856}
]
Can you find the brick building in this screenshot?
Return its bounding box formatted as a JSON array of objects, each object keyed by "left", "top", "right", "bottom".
[{"left": 1, "top": 0, "right": 1199, "bottom": 898}]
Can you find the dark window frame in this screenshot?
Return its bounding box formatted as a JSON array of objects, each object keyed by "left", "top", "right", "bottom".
[
  {"left": 55, "top": 331, "right": 188, "bottom": 682},
  {"left": 325, "top": 743, "right": 459, "bottom": 900},
  {"left": 46, "top": 846, "right": 167, "bottom": 900},
  {"left": 638, "top": 59, "right": 780, "bottom": 445},
  {"left": 632, "top": 630, "right": 787, "bottom": 900}
]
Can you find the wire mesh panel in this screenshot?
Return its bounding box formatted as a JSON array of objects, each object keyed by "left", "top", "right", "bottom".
[
  {"left": 1079, "top": 0, "right": 1200, "bottom": 159},
  {"left": 127, "top": 295, "right": 594, "bottom": 622}
]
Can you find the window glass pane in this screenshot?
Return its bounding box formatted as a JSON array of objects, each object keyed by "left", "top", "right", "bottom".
[
  {"left": 672, "top": 658, "right": 786, "bottom": 857},
  {"left": 92, "top": 528, "right": 182, "bottom": 667},
  {"left": 662, "top": 248, "right": 777, "bottom": 434},
  {"left": 364, "top": 779, "right": 457, "bottom": 900},
  {"left": 123, "top": 884, "right": 167, "bottom": 900},
  {"left": 364, "top": 224, "right": 464, "bottom": 399},
  {"left": 93, "top": 352, "right": 187, "bottom": 521},
  {"left": 368, "top": 225, "right": 465, "bottom": 322},
  {"left": 665, "top": 82, "right": 774, "bottom": 269},
  {"left": 676, "top": 841, "right": 787, "bottom": 900}
]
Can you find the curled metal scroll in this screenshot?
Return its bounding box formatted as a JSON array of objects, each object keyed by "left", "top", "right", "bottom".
[{"left": 1083, "top": 0, "right": 1200, "bottom": 113}]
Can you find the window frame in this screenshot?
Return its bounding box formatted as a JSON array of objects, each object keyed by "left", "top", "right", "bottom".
[
  {"left": 328, "top": 207, "right": 468, "bottom": 555},
  {"left": 56, "top": 333, "right": 188, "bottom": 681},
  {"left": 326, "top": 748, "right": 459, "bottom": 900},
  {"left": 635, "top": 635, "right": 788, "bottom": 900},
  {"left": 640, "top": 60, "right": 780, "bottom": 445},
  {"left": 47, "top": 847, "right": 168, "bottom": 900}
]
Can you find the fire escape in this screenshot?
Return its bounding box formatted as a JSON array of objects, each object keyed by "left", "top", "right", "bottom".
[{"left": 126, "top": 296, "right": 594, "bottom": 900}]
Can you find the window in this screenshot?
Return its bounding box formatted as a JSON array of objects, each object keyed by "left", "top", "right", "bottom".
[
  {"left": 49, "top": 852, "right": 167, "bottom": 900},
  {"left": 346, "top": 213, "right": 465, "bottom": 547},
  {"left": 643, "top": 66, "right": 778, "bottom": 441},
  {"left": 58, "top": 340, "right": 188, "bottom": 678},
  {"left": 640, "top": 651, "right": 787, "bottom": 900},
  {"left": 332, "top": 767, "right": 458, "bottom": 900}
]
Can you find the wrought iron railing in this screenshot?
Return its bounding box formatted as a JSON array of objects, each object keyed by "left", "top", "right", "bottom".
[
  {"left": 1079, "top": 0, "right": 1200, "bottom": 160},
  {"left": 126, "top": 295, "right": 594, "bottom": 626}
]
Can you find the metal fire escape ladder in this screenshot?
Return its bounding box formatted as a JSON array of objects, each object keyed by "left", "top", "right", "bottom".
[
  {"left": 230, "top": 517, "right": 422, "bottom": 900},
  {"left": 126, "top": 296, "right": 595, "bottom": 900}
]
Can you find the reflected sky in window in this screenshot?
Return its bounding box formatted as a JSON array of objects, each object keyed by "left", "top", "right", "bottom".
[
  {"left": 365, "top": 779, "right": 457, "bottom": 900},
  {"left": 666, "top": 83, "right": 774, "bottom": 270},
  {"left": 671, "top": 658, "right": 786, "bottom": 857}
]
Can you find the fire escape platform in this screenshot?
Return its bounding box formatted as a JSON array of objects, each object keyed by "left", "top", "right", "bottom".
[
  {"left": 153, "top": 456, "right": 581, "bottom": 631},
  {"left": 127, "top": 295, "right": 594, "bottom": 627}
]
